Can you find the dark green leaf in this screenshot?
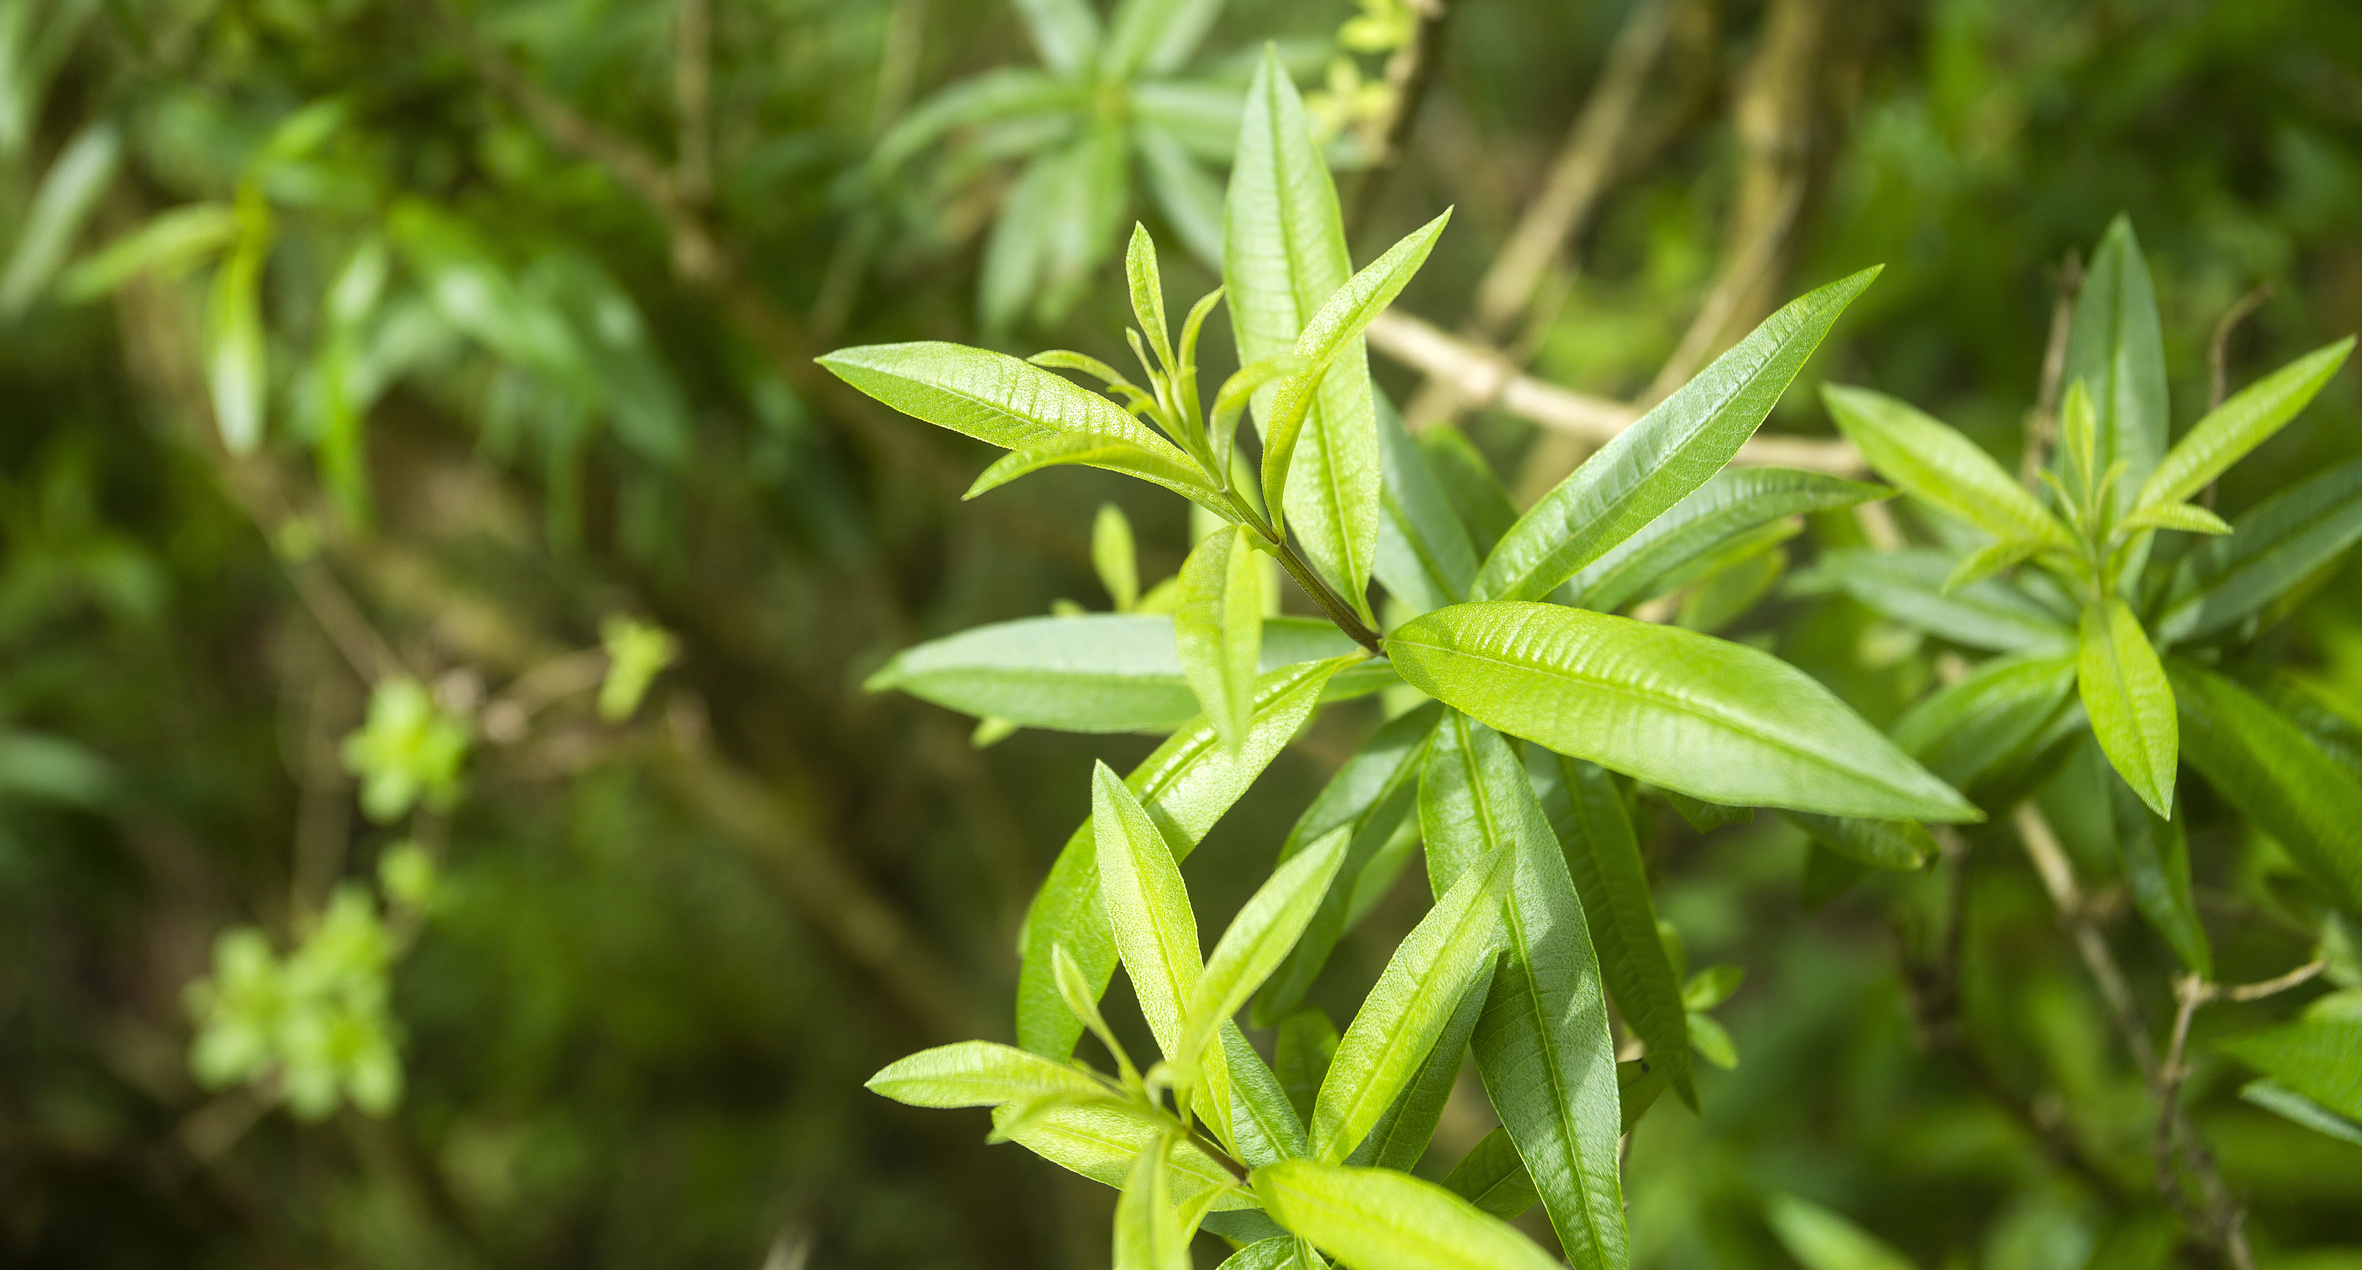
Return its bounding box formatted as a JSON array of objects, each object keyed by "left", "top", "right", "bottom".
[
  {"left": 1568, "top": 467, "right": 1886, "bottom": 614},
  {"left": 1257, "top": 702, "right": 1443, "bottom": 1025},
  {"left": 1351, "top": 960, "right": 1495, "bottom": 1172},
  {"left": 1765, "top": 1193, "right": 1918, "bottom": 1270},
  {"left": 1530, "top": 752, "right": 1694, "bottom": 1107},
  {"left": 1815, "top": 549, "right": 2075, "bottom": 653},
  {"left": 2169, "top": 661, "right": 2362, "bottom": 915},
  {"left": 1777, "top": 812, "right": 1935, "bottom": 871},
  {"left": 2157, "top": 458, "right": 2362, "bottom": 646},
  {"left": 1475, "top": 268, "right": 1879, "bottom": 602},
  {"left": 2058, "top": 215, "right": 2169, "bottom": 528},
  {"left": 1375, "top": 395, "right": 1481, "bottom": 615},
  {"left": 2218, "top": 991, "right": 2362, "bottom": 1123},
  {"left": 2108, "top": 777, "right": 2210, "bottom": 977},
  {"left": 1890, "top": 652, "right": 2080, "bottom": 796},
  {"left": 1420, "top": 426, "right": 1519, "bottom": 558},
  {"left": 1389, "top": 601, "right": 1978, "bottom": 822},
  {"left": 1441, "top": 1126, "right": 1540, "bottom": 1220},
  {"left": 1276, "top": 1007, "right": 1340, "bottom": 1125}
]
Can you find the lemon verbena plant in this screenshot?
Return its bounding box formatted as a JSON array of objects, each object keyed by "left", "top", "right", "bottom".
[{"left": 821, "top": 49, "right": 1978, "bottom": 1270}]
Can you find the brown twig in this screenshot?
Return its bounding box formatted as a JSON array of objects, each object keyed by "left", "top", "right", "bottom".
[{"left": 2209, "top": 283, "right": 2275, "bottom": 412}]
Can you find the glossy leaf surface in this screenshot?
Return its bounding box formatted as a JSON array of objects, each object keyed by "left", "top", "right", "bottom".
[
  {"left": 1254, "top": 1160, "right": 1564, "bottom": 1270},
  {"left": 1178, "top": 526, "right": 1267, "bottom": 752},
  {"left": 1566, "top": 467, "right": 1887, "bottom": 614},
  {"left": 1822, "top": 384, "right": 2066, "bottom": 546}
]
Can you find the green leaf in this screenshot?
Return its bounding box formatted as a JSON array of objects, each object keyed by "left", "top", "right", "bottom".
[
  {"left": 1685, "top": 1011, "right": 1737, "bottom": 1069},
  {"left": 1125, "top": 223, "right": 1176, "bottom": 373},
  {"left": 820, "top": 342, "right": 1214, "bottom": 500},
  {"left": 1389, "top": 601, "right": 1978, "bottom": 822},
  {"left": 2239, "top": 1079, "right": 2362, "bottom": 1147},
  {"left": 1135, "top": 122, "right": 1227, "bottom": 267},
  {"left": 1115, "top": 1136, "right": 1196, "bottom": 1270},
  {"left": 2108, "top": 777, "right": 2210, "bottom": 977},
  {"left": 1256, "top": 702, "right": 1443, "bottom": 1025},
  {"left": 2058, "top": 215, "right": 2169, "bottom": 530},
  {"left": 1441, "top": 1127, "right": 1541, "bottom": 1220},
  {"left": 993, "top": 1098, "right": 1257, "bottom": 1211},
  {"left": 1133, "top": 79, "right": 1247, "bottom": 160},
  {"left": 1093, "top": 761, "right": 1205, "bottom": 1062},
  {"left": 1179, "top": 824, "right": 1353, "bottom": 1076},
  {"left": 1253, "top": 1160, "right": 1564, "bottom": 1270},
  {"left": 1375, "top": 393, "right": 1481, "bottom": 615},
  {"left": 1351, "top": 960, "right": 1496, "bottom": 1172},
  {"left": 2156, "top": 458, "right": 2362, "bottom": 646},
  {"left": 1568, "top": 467, "right": 1886, "bottom": 614},
  {"left": 2169, "top": 661, "right": 2362, "bottom": 915},
  {"left": 1419, "top": 715, "right": 1627, "bottom": 1269},
  {"left": 2077, "top": 598, "right": 2177, "bottom": 818},
  {"left": 1308, "top": 846, "right": 1510, "bottom": 1164},
  {"left": 1261, "top": 210, "right": 1451, "bottom": 549},
  {"left": 2114, "top": 501, "right": 2231, "bottom": 536},
  {"left": 1942, "top": 538, "right": 2043, "bottom": 593},
  {"left": 209, "top": 224, "right": 271, "bottom": 454},
  {"left": 1218, "top": 1237, "right": 1324, "bottom": 1270},
  {"left": 1890, "top": 652, "right": 2080, "bottom": 795},
  {"left": 1675, "top": 543, "right": 1785, "bottom": 634},
  {"left": 1821, "top": 384, "right": 2068, "bottom": 547},
  {"left": 0, "top": 120, "right": 120, "bottom": 317},
  {"left": 1221, "top": 1024, "right": 1310, "bottom": 1165},
  {"left": 1017, "top": 656, "right": 1359, "bottom": 1058},
  {"left": 2218, "top": 991, "right": 2362, "bottom": 1124},
  {"left": 2141, "top": 342, "right": 2352, "bottom": 515},
  {"left": 1662, "top": 790, "right": 1752, "bottom": 832},
  {"left": 1178, "top": 525, "right": 1266, "bottom": 752},
  {"left": 1225, "top": 47, "right": 1380, "bottom": 624},
  {"left": 58, "top": 202, "right": 239, "bottom": 302},
  {"left": 1276, "top": 1007, "right": 1340, "bottom": 1124},
  {"left": 1765, "top": 1193, "right": 1918, "bottom": 1270},
  {"left": 1530, "top": 752, "right": 1694, "bottom": 1108},
  {"left": 1777, "top": 812, "right": 1935, "bottom": 871},
  {"left": 1475, "top": 267, "right": 1879, "bottom": 602},
  {"left": 868, "top": 614, "right": 1386, "bottom": 736},
  {"left": 875, "top": 68, "right": 1082, "bottom": 171},
  {"left": 866, "top": 1040, "right": 1104, "bottom": 1107},
  {"left": 1103, "top": 0, "right": 1224, "bottom": 77},
  {"left": 1814, "top": 549, "right": 2075, "bottom": 652},
  {"left": 1421, "top": 427, "right": 1518, "bottom": 558},
  {"left": 1098, "top": 502, "right": 1143, "bottom": 611},
  {"left": 1012, "top": 0, "right": 1102, "bottom": 73}
]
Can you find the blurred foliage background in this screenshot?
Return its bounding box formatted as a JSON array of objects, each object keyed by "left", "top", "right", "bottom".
[{"left": 2, "top": 0, "right": 2359, "bottom": 1266}]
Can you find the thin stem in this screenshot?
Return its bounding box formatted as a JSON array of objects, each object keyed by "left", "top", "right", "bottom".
[
  {"left": 1222, "top": 491, "right": 1386, "bottom": 657},
  {"left": 1181, "top": 1121, "right": 1249, "bottom": 1185}
]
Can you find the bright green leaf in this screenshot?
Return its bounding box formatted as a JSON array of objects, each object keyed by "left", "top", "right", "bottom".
[
  {"left": 867, "top": 1040, "right": 1105, "bottom": 1107},
  {"left": 2138, "top": 339, "right": 2352, "bottom": 512},
  {"left": 2077, "top": 598, "right": 2177, "bottom": 817},
  {"left": 1821, "top": 384, "right": 2067, "bottom": 548},
  {"left": 1253, "top": 1160, "right": 1564, "bottom": 1270},
  {"left": 0, "top": 120, "right": 120, "bottom": 317},
  {"left": 1568, "top": 467, "right": 1886, "bottom": 614},
  {"left": 2058, "top": 215, "right": 2169, "bottom": 532},
  {"left": 1178, "top": 824, "right": 1353, "bottom": 1077},
  {"left": 1178, "top": 524, "right": 1266, "bottom": 752},
  {"left": 1891, "top": 652, "right": 2080, "bottom": 796},
  {"left": 1114, "top": 1136, "right": 1196, "bottom": 1270},
  {"left": 1093, "top": 761, "right": 1205, "bottom": 1062}
]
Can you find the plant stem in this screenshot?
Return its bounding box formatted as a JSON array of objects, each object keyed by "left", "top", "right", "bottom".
[
  {"left": 1182, "top": 1121, "right": 1249, "bottom": 1185},
  {"left": 1224, "top": 492, "right": 1386, "bottom": 658}
]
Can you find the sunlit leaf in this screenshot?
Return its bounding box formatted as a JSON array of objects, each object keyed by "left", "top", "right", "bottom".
[
  {"left": 867, "top": 1040, "right": 1104, "bottom": 1107},
  {"left": 1253, "top": 1160, "right": 1564, "bottom": 1270},
  {"left": 1567, "top": 467, "right": 1886, "bottom": 614},
  {"left": 2077, "top": 598, "right": 2176, "bottom": 817},
  {"left": 1178, "top": 525, "right": 1267, "bottom": 752},
  {"left": 1093, "top": 761, "right": 1204, "bottom": 1062},
  {"left": 1821, "top": 384, "right": 2067, "bottom": 547}
]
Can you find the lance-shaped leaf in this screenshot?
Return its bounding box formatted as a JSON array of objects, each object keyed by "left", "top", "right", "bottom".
[
  {"left": 1094, "top": 761, "right": 1204, "bottom": 1061},
  {"left": 1222, "top": 1025, "right": 1309, "bottom": 1166},
  {"left": 1012, "top": 0, "right": 1102, "bottom": 72},
  {"left": 1778, "top": 812, "right": 1935, "bottom": 870},
  {"left": 1813, "top": 549, "right": 2075, "bottom": 652},
  {"left": 1765, "top": 1194, "right": 1918, "bottom": 1270},
  {"left": 209, "top": 225, "right": 270, "bottom": 454},
  {"left": 1475, "top": 267, "right": 1879, "bottom": 603},
  {"left": 1422, "top": 427, "right": 1519, "bottom": 557},
  {"left": 867, "top": 614, "right": 1386, "bottom": 735},
  {"left": 1178, "top": 525, "right": 1267, "bottom": 753},
  {"left": 868, "top": 1040, "right": 1106, "bottom": 1107},
  {"left": 0, "top": 120, "right": 122, "bottom": 317},
  {"left": 1226, "top": 47, "right": 1381, "bottom": 623},
  {"left": 1567, "top": 467, "right": 1887, "bottom": 614},
  {"left": 1350, "top": 960, "right": 1496, "bottom": 1172},
  {"left": 1216, "top": 1237, "right": 1329, "bottom": 1270},
  {"left": 1261, "top": 211, "right": 1451, "bottom": 543},
  {"left": 2058, "top": 215, "right": 2169, "bottom": 524},
  {"left": 1115, "top": 1136, "right": 1196, "bottom": 1270},
  {"left": 1257, "top": 702, "right": 1443, "bottom": 1025},
  {"left": 1103, "top": 0, "right": 1225, "bottom": 78},
  {"left": 1177, "top": 825, "right": 1354, "bottom": 1075},
  {"left": 1309, "top": 847, "right": 1510, "bottom": 1164},
  {"left": 2137, "top": 338, "right": 2352, "bottom": 512},
  {"left": 2241, "top": 1080, "right": 2362, "bottom": 1146},
  {"left": 873, "top": 68, "right": 1083, "bottom": 172},
  {"left": 2107, "top": 777, "right": 2210, "bottom": 977},
  {"left": 1419, "top": 715, "right": 1627, "bottom": 1269},
  {"left": 819, "top": 342, "right": 1218, "bottom": 502},
  {"left": 994, "top": 1099, "right": 1258, "bottom": 1211},
  {"left": 1018, "top": 656, "right": 1359, "bottom": 1058},
  {"left": 2078, "top": 599, "right": 2177, "bottom": 817},
  {"left": 2218, "top": 993, "right": 2362, "bottom": 1126},
  {"left": 1891, "top": 652, "right": 2080, "bottom": 795},
  {"left": 1822, "top": 385, "right": 2068, "bottom": 547},
  {"left": 1530, "top": 752, "right": 1693, "bottom": 1107},
  {"left": 1376, "top": 394, "right": 1481, "bottom": 615},
  {"left": 1439, "top": 1060, "right": 1664, "bottom": 1223},
  {"left": 1390, "top": 601, "right": 1978, "bottom": 823},
  {"left": 2169, "top": 661, "right": 2362, "bottom": 914},
  {"left": 2156, "top": 458, "right": 2362, "bottom": 646},
  {"left": 1254, "top": 1160, "right": 1564, "bottom": 1270}
]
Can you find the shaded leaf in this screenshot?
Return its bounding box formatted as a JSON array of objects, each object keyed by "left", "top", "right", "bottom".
[
  {"left": 2156, "top": 458, "right": 2362, "bottom": 646},
  {"left": 0, "top": 119, "right": 120, "bottom": 317},
  {"left": 1890, "top": 652, "right": 2080, "bottom": 796},
  {"left": 2058, "top": 215, "right": 2169, "bottom": 528},
  {"left": 1375, "top": 393, "right": 1481, "bottom": 615},
  {"left": 2169, "top": 661, "right": 2362, "bottom": 915},
  {"left": 1179, "top": 824, "right": 1353, "bottom": 1076},
  {"left": 1814, "top": 549, "right": 2075, "bottom": 653},
  {"left": 2218, "top": 991, "right": 2362, "bottom": 1124},
  {"left": 1568, "top": 467, "right": 1886, "bottom": 614},
  {"left": 1765, "top": 1193, "right": 1918, "bottom": 1270},
  {"left": 2108, "top": 777, "right": 2210, "bottom": 977},
  {"left": 1778, "top": 812, "right": 1935, "bottom": 871}
]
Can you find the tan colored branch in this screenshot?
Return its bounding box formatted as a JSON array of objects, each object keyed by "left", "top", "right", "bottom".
[{"left": 1365, "top": 308, "right": 1867, "bottom": 475}]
